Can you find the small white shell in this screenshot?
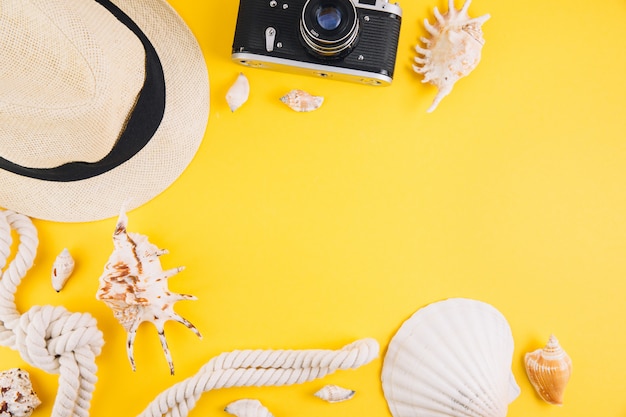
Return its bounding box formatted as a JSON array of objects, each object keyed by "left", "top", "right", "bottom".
[
  {"left": 413, "top": 0, "right": 490, "bottom": 112},
  {"left": 51, "top": 248, "right": 75, "bottom": 292},
  {"left": 226, "top": 72, "right": 250, "bottom": 112},
  {"left": 314, "top": 384, "right": 356, "bottom": 403},
  {"left": 280, "top": 89, "right": 323, "bottom": 112},
  {"left": 224, "top": 399, "right": 274, "bottom": 417},
  {"left": 0, "top": 368, "right": 42, "bottom": 417}
]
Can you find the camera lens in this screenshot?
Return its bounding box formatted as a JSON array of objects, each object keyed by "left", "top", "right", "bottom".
[
  {"left": 316, "top": 6, "right": 342, "bottom": 31},
  {"left": 300, "top": 0, "right": 359, "bottom": 58}
]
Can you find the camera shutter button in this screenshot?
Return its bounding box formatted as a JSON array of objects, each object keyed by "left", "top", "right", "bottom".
[{"left": 265, "top": 27, "right": 277, "bottom": 52}]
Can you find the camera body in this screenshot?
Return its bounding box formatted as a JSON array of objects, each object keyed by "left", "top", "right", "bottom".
[{"left": 232, "top": 0, "right": 402, "bottom": 86}]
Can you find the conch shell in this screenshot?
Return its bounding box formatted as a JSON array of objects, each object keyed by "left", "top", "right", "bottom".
[
  {"left": 224, "top": 399, "right": 274, "bottom": 417},
  {"left": 314, "top": 384, "right": 356, "bottom": 403},
  {"left": 280, "top": 89, "right": 323, "bottom": 112},
  {"left": 0, "top": 368, "right": 41, "bottom": 417},
  {"left": 414, "top": 0, "right": 490, "bottom": 112},
  {"left": 96, "top": 208, "right": 201, "bottom": 374},
  {"left": 51, "top": 247, "right": 75, "bottom": 292},
  {"left": 226, "top": 72, "right": 250, "bottom": 112},
  {"left": 524, "top": 334, "right": 572, "bottom": 405}
]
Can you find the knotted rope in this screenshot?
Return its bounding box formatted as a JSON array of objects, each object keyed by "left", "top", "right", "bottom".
[
  {"left": 0, "top": 209, "right": 378, "bottom": 417},
  {"left": 138, "top": 337, "right": 379, "bottom": 417},
  {"left": 0, "top": 210, "right": 104, "bottom": 417}
]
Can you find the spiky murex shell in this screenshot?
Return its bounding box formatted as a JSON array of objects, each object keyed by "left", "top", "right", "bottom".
[{"left": 414, "top": 0, "right": 490, "bottom": 112}]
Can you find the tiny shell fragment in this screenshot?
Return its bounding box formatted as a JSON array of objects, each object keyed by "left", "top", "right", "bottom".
[
  {"left": 224, "top": 399, "right": 274, "bottom": 417},
  {"left": 524, "top": 334, "right": 572, "bottom": 405},
  {"left": 314, "top": 384, "right": 356, "bottom": 403},
  {"left": 51, "top": 248, "right": 75, "bottom": 292},
  {"left": 226, "top": 72, "right": 250, "bottom": 112},
  {"left": 280, "top": 89, "right": 323, "bottom": 112},
  {"left": 0, "top": 368, "right": 41, "bottom": 417}
]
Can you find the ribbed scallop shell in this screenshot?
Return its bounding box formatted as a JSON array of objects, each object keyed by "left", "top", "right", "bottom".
[
  {"left": 96, "top": 207, "right": 201, "bottom": 375},
  {"left": 382, "top": 298, "right": 520, "bottom": 417},
  {"left": 225, "top": 399, "right": 274, "bottom": 417},
  {"left": 524, "top": 334, "right": 572, "bottom": 405},
  {"left": 314, "top": 384, "right": 356, "bottom": 403},
  {"left": 414, "top": 0, "right": 490, "bottom": 112}
]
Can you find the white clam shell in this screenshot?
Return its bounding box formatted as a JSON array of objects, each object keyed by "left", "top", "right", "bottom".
[
  {"left": 280, "top": 89, "right": 323, "bottom": 112},
  {"left": 382, "top": 298, "right": 520, "bottom": 417},
  {"left": 51, "top": 247, "right": 75, "bottom": 292},
  {"left": 413, "top": 0, "right": 490, "bottom": 112},
  {"left": 224, "top": 399, "right": 274, "bottom": 417},
  {"left": 96, "top": 207, "right": 201, "bottom": 375},
  {"left": 314, "top": 384, "right": 356, "bottom": 403},
  {"left": 0, "top": 368, "right": 42, "bottom": 417},
  {"left": 226, "top": 72, "right": 250, "bottom": 112}
]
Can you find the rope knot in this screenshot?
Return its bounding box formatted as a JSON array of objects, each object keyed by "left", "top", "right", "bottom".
[{"left": 15, "top": 305, "right": 104, "bottom": 374}]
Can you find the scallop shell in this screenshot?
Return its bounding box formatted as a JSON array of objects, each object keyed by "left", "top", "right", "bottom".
[
  {"left": 51, "top": 247, "right": 75, "bottom": 292},
  {"left": 382, "top": 298, "right": 520, "bottom": 417},
  {"left": 314, "top": 384, "right": 356, "bottom": 403},
  {"left": 524, "top": 334, "right": 572, "bottom": 406},
  {"left": 280, "top": 89, "right": 323, "bottom": 112},
  {"left": 414, "top": 0, "right": 490, "bottom": 112},
  {"left": 0, "top": 368, "right": 41, "bottom": 417},
  {"left": 224, "top": 399, "right": 274, "bottom": 417},
  {"left": 226, "top": 72, "right": 250, "bottom": 112},
  {"left": 96, "top": 207, "right": 201, "bottom": 374}
]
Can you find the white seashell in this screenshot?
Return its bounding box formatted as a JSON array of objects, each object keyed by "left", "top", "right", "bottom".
[
  {"left": 413, "top": 0, "right": 490, "bottom": 112},
  {"left": 314, "top": 384, "right": 356, "bottom": 403},
  {"left": 280, "top": 89, "right": 323, "bottom": 112},
  {"left": 524, "top": 334, "right": 572, "bottom": 406},
  {"left": 96, "top": 207, "right": 201, "bottom": 375},
  {"left": 224, "top": 399, "right": 274, "bottom": 417},
  {"left": 0, "top": 368, "right": 42, "bottom": 417},
  {"left": 51, "top": 248, "right": 75, "bottom": 292},
  {"left": 382, "top": 298, "right": 520, "bottom": 417},
  {"left": 226, "top": 72, "right": 250, "bottom": 112}
]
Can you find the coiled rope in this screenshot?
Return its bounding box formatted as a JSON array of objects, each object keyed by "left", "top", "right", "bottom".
[
  {"left": 0, "top": 210, "right": 104, "bottom": 417},
  {"left": 0, "top": 210, "right": 379, "bottom": 417}
]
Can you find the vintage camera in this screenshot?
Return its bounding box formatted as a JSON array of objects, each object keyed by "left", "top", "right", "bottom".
[{"left": 232, "top": 0, "right": 402, "bottom": 86}]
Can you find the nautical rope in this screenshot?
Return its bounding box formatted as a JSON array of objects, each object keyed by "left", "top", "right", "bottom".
[
  {"left": 0, "top": 209, "right": 378, "bottom": 417},
  {"left": 0, "top": 210, "right": 104, "bottom": 417},
  {"left": 138, "top": 337, "right": 380, "bottom": 417}
]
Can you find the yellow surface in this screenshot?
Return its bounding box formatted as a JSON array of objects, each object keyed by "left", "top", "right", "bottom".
[{"left": 1, "top": 0, "right": 626, "bottom": 416}]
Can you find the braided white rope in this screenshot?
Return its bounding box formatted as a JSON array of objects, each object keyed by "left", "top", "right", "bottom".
[
  {"left": 139, "top": 337, "right": 379, "bottom": 417},
  {"left": 0, "top": 210, "right": 104, "bottom": 417},
  {"left": 0, "top": 210, "right": 378, "bottom": 417}
]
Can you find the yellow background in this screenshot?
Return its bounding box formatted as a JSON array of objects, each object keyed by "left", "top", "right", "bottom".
[{"left": 1, "top": 0, "right": 626, "bottom": 416}]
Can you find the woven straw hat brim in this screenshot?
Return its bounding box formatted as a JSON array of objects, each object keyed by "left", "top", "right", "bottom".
[{"left": 0, "top": 0, "right": 209, "bottom": 223}]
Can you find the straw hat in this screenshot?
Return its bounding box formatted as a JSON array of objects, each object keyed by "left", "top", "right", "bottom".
[{"left": 0, "top": 0, "right": 209, "bottom": 222}]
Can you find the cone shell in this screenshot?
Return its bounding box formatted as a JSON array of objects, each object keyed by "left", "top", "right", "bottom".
[
  {"left": 0, "top": 368, "right": 41, "bottom": 417},
  {"left": 413, "top": 0, "right": 490, "bottom": 112},
  {"left": 314, "top": 384, "right": 356, "bottom": 403},
  {"left": 524, "top": 334, "right": 572, "bottom": 406},
  {"left": 51, "top": 247, "right": 75, "bottom": 292},
  {"left": 225, "top": 399, "right": 274, "bottom": 417},
  {"left": 96, "top": 207, "right": 201, "bottom": 374},
  {"left": 382, "top": 298, "right": 520, "bottom": 417},
  {"left": 226, "top": 72, "right": 250, "bottom": 112},
  {"left": 280, "top": 89, "right": 323, "bottom": 112}
]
